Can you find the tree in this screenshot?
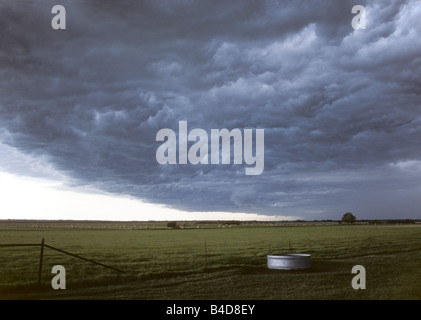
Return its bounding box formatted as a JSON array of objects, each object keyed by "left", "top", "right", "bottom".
[{"left": 342, "top": 212, "right": 356, "bottom": 224}]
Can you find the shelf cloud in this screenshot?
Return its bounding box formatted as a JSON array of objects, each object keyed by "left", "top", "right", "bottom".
[{"left": 1, "top": 0, "right": 420, "bottom": 219}]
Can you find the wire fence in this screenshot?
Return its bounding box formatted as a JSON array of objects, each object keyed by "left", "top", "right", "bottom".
[{"left": 0, "top": 238, "right": 123, "bottom": 285}]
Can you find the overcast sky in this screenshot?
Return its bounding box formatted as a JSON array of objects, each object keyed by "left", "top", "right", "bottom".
[{"left": 1, "top": 0, "right": 420, "bottom": 221}]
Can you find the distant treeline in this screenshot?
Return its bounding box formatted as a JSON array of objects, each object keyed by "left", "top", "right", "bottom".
[
  {"left": 165, "top": 219, "right": 418, "bottom": 228},
  {"left": 195, "top": 220, "right": 241, "bottom": 225},
  {"left": 364, "top": 219, "right": 417, "bottom": 225},
  {"left": 1, "top": 219, "right": 418, "bottom": 226},
  {"left": 167, "top": 220, "right": 242, "bottom": 228}
]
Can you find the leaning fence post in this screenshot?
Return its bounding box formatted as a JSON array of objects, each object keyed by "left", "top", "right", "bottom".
[{"left": 38, "top": 238, "right": 45, "bottom": 285}]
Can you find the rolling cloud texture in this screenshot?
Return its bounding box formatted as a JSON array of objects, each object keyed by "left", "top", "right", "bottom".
[{"left": 1, "top": 0, "right": 420, "bottom": 219}]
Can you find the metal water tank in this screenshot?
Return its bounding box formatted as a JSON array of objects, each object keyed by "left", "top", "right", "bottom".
[{"left": 267, "top": 254, "right": 311, "bottom": 270}]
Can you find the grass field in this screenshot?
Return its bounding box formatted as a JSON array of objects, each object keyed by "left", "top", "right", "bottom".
[{"left": 0, "top": 220, "right": 420, "bottom": 300}]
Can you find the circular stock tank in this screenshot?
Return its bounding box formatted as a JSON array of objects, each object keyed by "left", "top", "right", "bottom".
[{"left": 267, "top": 254, "right": 311, "bottom": 270}]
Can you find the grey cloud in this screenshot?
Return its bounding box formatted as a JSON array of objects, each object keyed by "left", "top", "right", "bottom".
[{"left": 1, "top": 0, "right": 420, "bottom": 219}]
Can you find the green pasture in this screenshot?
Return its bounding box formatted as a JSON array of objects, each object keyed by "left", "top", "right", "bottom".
[{"left": 0, "top": 222, "right": 420, "bottom": 299}]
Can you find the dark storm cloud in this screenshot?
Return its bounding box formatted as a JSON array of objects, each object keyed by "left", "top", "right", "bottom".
[{"left": 1, "top": 0, "right": 420, "bottom": 219}]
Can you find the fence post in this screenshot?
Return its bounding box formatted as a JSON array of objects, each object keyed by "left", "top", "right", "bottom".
[
  {"left": 204, "top": 241, "right": 207, "bottom": 270},
  {"left": 347, "top": 237, "right": 350, "bottom": 257},
  {"left": 38, "top": 238, "right": 45, "bottom": 285},
  {"left": 269, "top": 241, "right": 272, "bottom": 254}
]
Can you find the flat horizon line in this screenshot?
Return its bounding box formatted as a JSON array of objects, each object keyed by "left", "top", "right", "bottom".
[{"left": 1, "top": 218, "right": 420, "bottom": 223}]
